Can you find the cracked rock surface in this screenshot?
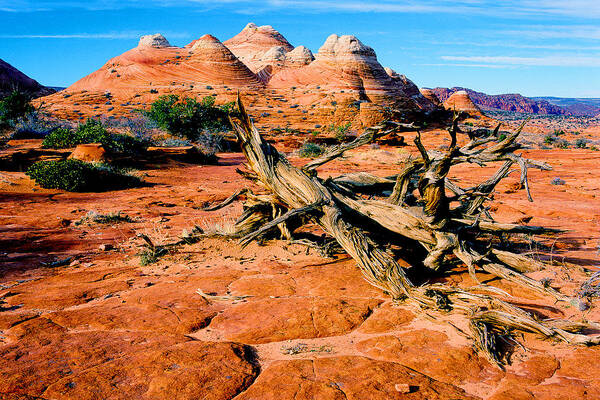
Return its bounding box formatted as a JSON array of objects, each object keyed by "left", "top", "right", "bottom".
[{"left": 1, "top": 142, "right": 600, "bottom": 399}]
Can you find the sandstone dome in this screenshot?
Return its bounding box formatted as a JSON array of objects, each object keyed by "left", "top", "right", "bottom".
[
  {"left": 443, "top": 90, "right": 483, "bottom": 116},
  {"left": 285, "top": 46, "right": 315, "bottom": 66},
  {"left": 138, "top": 34, "right": 171, "bottom": 48},
  {"left": 224, "top": 23, "right": 294, "bottom": 72},
  {"left": 261, "top": 46, "right": 287, "bottom": 63}
]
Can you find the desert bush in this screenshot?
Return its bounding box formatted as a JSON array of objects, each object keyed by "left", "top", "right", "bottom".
[
  {"left": 575, "top": 138, "right": 588, "bottom": 148},
  {"left": 328, "top": 122, "right": 352, "bottom": 142},
  {"left": 0, "top": 90, "right": 34, "bottom": 128},
  {"left": 75, "top": 210, "right": 133, "bottom": 225},
  {"left": 42, "top": 118, "right": 147, "bottom": 153},
  {"left": 11, "top": 113, "right": 63, "bottom": 139},
  {"left": 108, "top": 115, "right": 158, "bottom": 140},
  {"left": 196, "top": 133, "right": 224, "bottom": 156},
  {"left": 144, "top": 94, "right": 234, "bottom": 141},
  {"left": 157, "top": 138, "right": 193, "bottom": 147},
  {"left": 551, "top": 177, "right": 566, "bottom": 185},
  {"left": 543, "top": 134, "right": 556, "bottom": 145},
  {"left": 42, "top": 119, "right": 108, "bottom": 148},
  {"left": 553, "top": 139, "right": 570, "bottom": 149},
  {"left": 26, "top": 159, "right": 142, "bottom": 192},
  {"left": 298, "top": 142, "right": 325, "bottom": 158}
]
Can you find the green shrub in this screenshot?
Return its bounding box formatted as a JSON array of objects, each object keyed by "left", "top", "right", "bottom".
[
  {"left": 26, "top": 159, "right": 142, "bottom": 192},
  {"left": 298, "top": 142, "right": 325, "bottom": 158},
  {"left": 43, "top": 119, "right": 108, "bottom": 149},
  {"left": 328, "top": 122, "right": 352, "bottom": 142},
  {"left": 543, "top": 134, "right": 556, "bottom": 145},
  {"left": 554, "top": 139, "right": 570, "bottom": 149},
  {"left": 42, "top": 119, "right": 146, "bottom": 153},
  {"left": 144, "top": 94, "right": 233, "bottom": 141},
  {"left": 575, "top": 138, "right": 588, "bottom": 148},
  {"left": 0, "top": 90, "right": 34, "bottom": 128}
]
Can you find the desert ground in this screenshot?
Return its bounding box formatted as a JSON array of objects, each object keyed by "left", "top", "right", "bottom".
[{"left": 2, "top": 120, "right": 600, "bottom": 399}]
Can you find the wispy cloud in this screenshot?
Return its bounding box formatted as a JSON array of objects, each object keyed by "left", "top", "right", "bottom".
[
  {"left": 503, "top": 25, "right": 600, "bottom": 41},
  {"left": 420, "top": 63, "right": 516, "bottom": 69},
  {"left": 2, "top": 0, "right": 600, "bottom": 18},
  {"left": 0, "top": 31, "right": 190, "bottom": 39},
  {"left": 441, "top": 55, "right": 600, "bottom": 67}
]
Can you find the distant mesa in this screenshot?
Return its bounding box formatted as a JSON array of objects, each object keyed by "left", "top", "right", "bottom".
[
  {"left": 0, "top": 58, "right": 55, "bottom": 98},
  {"left": 430, "top": 87, "right": 568, "bottom": 116},
  {"left": 138, "top": 34, "right": 171, "bottom": 48},
  {"left": 443, "top": 90, "right": 483, "bottom": 117}
]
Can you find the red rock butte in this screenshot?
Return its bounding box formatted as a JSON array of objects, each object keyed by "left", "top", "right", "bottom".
[{"left": 38, "top": 23, "right": 437, "bottom": 128}]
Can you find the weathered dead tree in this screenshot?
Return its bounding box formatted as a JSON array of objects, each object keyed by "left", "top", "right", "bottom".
[{"left": 205, "top": 95, "right": 600, "bottom": 367}]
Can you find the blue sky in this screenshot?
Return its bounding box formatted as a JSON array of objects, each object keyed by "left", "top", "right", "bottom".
[{"left": 1, "top": 0, "right": 599, "bottom": 97}]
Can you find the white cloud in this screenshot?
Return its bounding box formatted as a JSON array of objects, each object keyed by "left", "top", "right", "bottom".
[
  {"left": 420, "top": 63, "right": 517, "bottom": 69},
  {"left": 441, "top": 55, "right": 600, "bottom": 67},
  {"left": 2, "top": 0, "right": 600, "bottom": 18},
  {"left": 0, "top": 31, "right": 190, "bottom": 39}
]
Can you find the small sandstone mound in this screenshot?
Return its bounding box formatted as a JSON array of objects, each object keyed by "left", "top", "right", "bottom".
[
  {"left": 138, "top": 34, "right": 171, "bottom": 48},
  {"left": 68, "top": 143, "right": 107, "bottom": 162},
  {"left": 316, "top": 34, "right": 378, "bottom": 63},
  {"left": 420, "top": 88, "right": 443, "bottom": 107},
  {"left": 261, "top": 46, "right": 287, "bottom": 63},
  {"left": 285, "top": 45, "right": 314, "bottom": 66},
  {"left": 443, "top": 90, "right": 483, "bottom": 116}
]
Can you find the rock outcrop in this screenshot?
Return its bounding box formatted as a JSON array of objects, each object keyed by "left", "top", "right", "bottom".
[
  {"left": 68, "top": 143, "right": 107, "bottom": 162},
  {"left": 443, "top": 90, "right": 483, "bottom": 116},
  {"left": 284, "top": 46, "right": 314, "bottom": 67},
  {"left": 38, "top": 24, "right": 438, "bottom": 126},
  {"left": 268, "top": 34, "right": 435, "bottom": 110},
  {"left": 224, "top": 23, "right": 294, "bottom": 72},
  {"left": 0, "top": 58, "right": 55, "bottom": 98},
  {"left": 138, "top": 34, "right": 171, "bottom": 48},
  {"left": 66, "top": 33, "right": 262, "bottom": 94},
  {"left": 419, "top": 88, "right": 443, "bottom": 107}
]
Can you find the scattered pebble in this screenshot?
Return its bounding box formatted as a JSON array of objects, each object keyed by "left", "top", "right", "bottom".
[{"left": 395, "top": 383, "right": 413, "bottom": 393}]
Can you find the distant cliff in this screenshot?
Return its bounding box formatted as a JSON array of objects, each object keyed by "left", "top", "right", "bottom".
[
  {"left": 0, "top": 58, "right": 55, "bottom": 98},
  {"left": 428, "top": 87, "right": 567, "bottom": 115}
]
